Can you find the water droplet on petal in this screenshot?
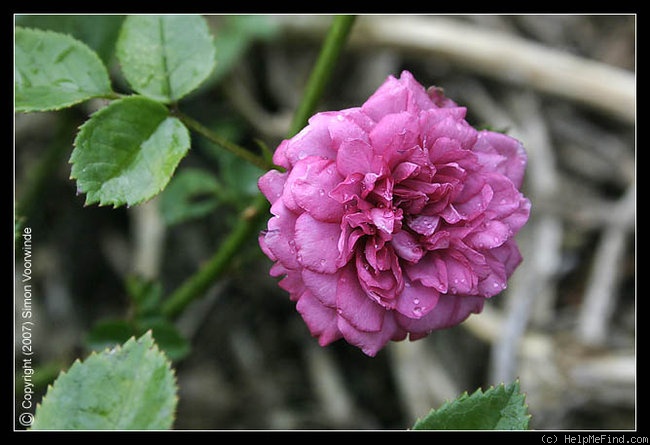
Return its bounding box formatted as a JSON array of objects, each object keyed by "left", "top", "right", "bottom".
[
  {"left": 298, "top": 151, "right": 307, "bottom": 160},
  {"left": 413, "top": 298, "right": 420, "bottom": 305},
  {"left": 412, "top": 307, "right": 423, "bottom": 316},
  {"left": 318, "top": 189, "right": 326, "bottom": 196}
]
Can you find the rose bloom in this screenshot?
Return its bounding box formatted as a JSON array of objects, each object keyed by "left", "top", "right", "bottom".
[{"left": 258, "top": 71, "right": 531, "bottom": 356}]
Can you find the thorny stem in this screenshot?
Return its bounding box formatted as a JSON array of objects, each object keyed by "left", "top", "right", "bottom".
[
  {"left": 176, "top": 111, "right": 279, "bottom": 172},
  {"left": 162, "top": 15, "right": 357, "bottom": 319},
  {"left": 288, "top": 15, "right": 357, "bottom": 136}
]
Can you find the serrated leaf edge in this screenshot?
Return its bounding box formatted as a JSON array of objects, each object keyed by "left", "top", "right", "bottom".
[
  {"left": 69, "top": 96, "right": 190, "bottom": 209},
  {"left": 411, "top": 379, "right": 530, "bottom": 431},
  {"left": 31, "top": 330, "right": 178, "bottom": 430}
]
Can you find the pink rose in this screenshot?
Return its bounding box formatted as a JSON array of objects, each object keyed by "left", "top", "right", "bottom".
[{"left": 258, "top": 71, "right": 531, "bottom": 356}]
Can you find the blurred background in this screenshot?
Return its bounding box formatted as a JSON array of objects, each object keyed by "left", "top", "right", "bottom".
[{"left": 14, "top": 15, "right": 636, "bottom": 430}]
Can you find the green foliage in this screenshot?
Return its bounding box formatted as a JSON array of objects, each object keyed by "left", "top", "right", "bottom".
[
  {"left": 209, "top": 146, "right": 263, "bottom": 199},
  {"left": 86, "top": 277, "right": 190, "bottom": 361},
  {"left": 85, "top": 319, "right": 135, "bottom": 352},
  {"left": 139, "top": 318, "right": 190, "bottom": 362},
  {"left": 159, "top": 168, "right": 222, "bottom": 226},
  {"left": 70, "top": 96, "right": 191, "bottom": 208},
  {"left": 210, "top": 15, "right": 279, "bottom": 82},
  {"left": 31, "top": 332, "right": 178, "bottom": 430},
  {"left": 126, "top": 275, "right": 164, "bottom": 317},
  {"left": 197, "top": 120, "right": 263, "bottom": 201},
  {"left": 116, "top": 15, "right": 216, "bottom": 103},
  {"left": 412, "top": 380, "right": 531, "bottom": 430},
  {"left": 86, "top": 318, "right": 190, "bottom": 363},
  {"left": 14, "top": 27, "right": 113, "bottom": 112},
  {"left": 14, "top": 15, "right": 124, "bottom": 64}
]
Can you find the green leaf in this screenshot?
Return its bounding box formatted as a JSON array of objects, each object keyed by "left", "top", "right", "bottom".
[
  {"left": 142, "top": 318, "right": 190, "bottom": 362},
  {"left": 31, "top": 331, "right": 178, "bottom": 430},
  {"left": 116, "top": 15, "right": 216, "bottom": 103},
  {"left": 126, "top": 275, "right": 163, "bottom": 316},
  {"left": 412, "top": 380, "right": 531, "bottom": 430},
  {"left": 86, "top": 317, "right": 190, "bottom": 362},
  {"left": 85, "top": 319, "right": 134, "bottom": 352},
  {"left": 15, "top": 15, "right": 125, "bottom": 65},
  {"left": 70, "top": 96, "right": 191, "bottom": 208},
  {"left": 159, "top": 168, "right": 221, "bottom": 226},
  {"left": 14, "top": 27, "right": 113, "bottom": 112},
  {"left": 86, "top": 278, "right": 190, "bottom": 362}
]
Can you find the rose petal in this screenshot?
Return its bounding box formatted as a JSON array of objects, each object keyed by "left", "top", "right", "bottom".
[
  {"left": 336, "top": 139, "right": 382, "bottom": 177},
  {"left": 454, "top": 182, "right": 493, "bottom": 220},
  {"left": 356, "top": 249, "right": 402, "bottom": 307},
  {"left": 336, "top": 267, "right": 384, "bottom": 332},
  {"left": 369, "top": 112, "right": 420, "bottom": 165},
  {"left": 272, "top": 139, "right": 291, "bottom": 169},
  {"left": 477, "top": 241, "right": 522, "bottom": 296},
  {"left": 424, "top": 115, "right": 477, "bottom": 151},
  {"left": 302, "top": 269, "right": 340, "bottom": 308},
  {"left": 445, "top": 252, "right": 479, "bottom": 295},
  {"left": 325, "top": 111, "right": 371, "bottom": 148},
  {"left": 330, "top": 173, "right": 363, "bottom": 204},
  {"left": 395, "top": 280, "right": 440, "bottom": 319},
  {"left": 474, "top": 130, "right": 528, "bottom": 188},
  {"left": 294, "top": 213, "right": 341, "bottom": 274},
  {"left": 391, "top": 230, "right": 424, "bottom": 263},
  {"left": 466, "top": 219, "right": 512, "bottom": 250},
  {"left": 296, "top": 290, "right": 343, "bottom": 346},
  {"left": 406, "top": 254, "right": 448, "bottom": 293},
  {"left": 338, "top": 312, "right": 405, "bottom": 357},
  {"left": 262, "top": 201, "right": 300, "bottom": 269},
  {"left": 360, "top": 71, "right": 436, "bottom": 122},
  {"left": 396, "top": 293, "right": 484, "bottom": 336},
  {"left": 258, "top": 169, "right": 287, "bottom": 204},
  {"left": 278, "top": 268, "right": 306, "bottom": 301},
  {"left": 485, "top": 174, "right": 525, "bottom": 218},
  {"left": 393, "top": 162, "right": 421, "bottom": 182},
  {"left": 361, "top": 74, "right": 412, "bottom": 122},
  {"left": 288, "top": 157, "right": 345, "bottom": 222},
  {"left": 407, "top": 215, "right": 440, "bottom": 237},
  {"left": 283, "top": 113, "right": 337, "bottom": 166},
  {"left": 495, "top": 239, "right": 524, "bottom": 276}
]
